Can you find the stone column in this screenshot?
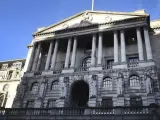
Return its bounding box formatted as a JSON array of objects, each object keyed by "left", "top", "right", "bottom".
[
  {"left": 136, "top": 27, "right": 144, "bottom": 61},
  {"left": 114, "top": 31, "right": 119, "bottom": 63},
  {"left": 144, "top": 27, "right": 153, "bottom": 60},
  {"left": 26, "top": 44, "right": 36, "bottom": 72},
  {"left": 64, "top": 38, "right": 72, "bottom": 68},
  {"left": 32, "top": 42, "right": 42, "bottom": 71},
  {"left": 36, "top": 53, "right": 42, "bottom": 71},
  {"left": 70, "top": 37, "right": 77, "bottom": 68},
  {"left": 45, "top": 41, "right": 54, "bottom": 70},
  {"left": 120, "top": 30, "right": 126, "bottom": 62},
  {"left": 91, "top": 34, "right": 96, "bottom": 66},
  {"left": 97, "top": 33, "right": 103, "bottom": 65},
  {"left": 50, "top": 40, "right": 59, "bottom": 70}
]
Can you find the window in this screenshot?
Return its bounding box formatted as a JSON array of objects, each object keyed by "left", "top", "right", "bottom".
[
  {"left": 128, "top": 57, "right": 139, "bottom": 67},
  {"left": 103, "top": 77, "right": 112, "bottom": 90},
  {"left": 101, "top": 97, "right": 113, "bottom": 107},
  {"left": 130, "top": 97, "right": 142, "bottom": 107},
  {"left": 31, "top": 82, "right": 39, "bottom": 92},
  {"left": 107, "top": 59, "right": 114, "bottom": 69},
  {"left": 129, "top": 75, "right": 140, "bottom": 87},
  {"left": 8, "top": 71, "right": 13, "bottom": 79},
  {"left": 1, "top": 64, "right": 8, "bottom": 70},
  {"left": 26, "top": 100, "right": 34, "bottom": 108},
  {"left": 51, "top": 81, "right": 59, "bottom": 90},
  {"left": 3, "top": 84, "right": 9, "bottom": 92},
  {"left": 82, "top": 57, "right": 91, "bottom": 68},
  {"left": 47, "top": 99, "right": 56, "bottom": 108}
]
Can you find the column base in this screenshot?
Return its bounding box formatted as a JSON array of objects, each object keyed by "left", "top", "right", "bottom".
[
  {"left": 112, "top": 63, "right": 127, "bottom": 69},
  {"left": 89, "top": 66, "right": 102, "bottom": 71},
  {"left": 42, "top": 70, "right": 53, "bottom": 76},
  {"left": 62, "top": 68, "right": 74, "bottom": 73},
  {"left": 139, "top": 61, "right": 155, "bottom": 67}
]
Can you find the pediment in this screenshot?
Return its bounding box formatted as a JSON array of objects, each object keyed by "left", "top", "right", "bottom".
[{"left": 34, "top": 10, "right": 148, "bottom": 35}]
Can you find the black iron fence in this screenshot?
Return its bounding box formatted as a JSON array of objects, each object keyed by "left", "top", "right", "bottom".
[{"left": 0, "top": 106, "right": 160, "bottom": 120}]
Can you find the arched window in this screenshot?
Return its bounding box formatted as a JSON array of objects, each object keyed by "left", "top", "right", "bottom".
[
  {"left": 103, "top": 77, "right": 112, "bottom": 90},
  {"left": 31, "top": 82, "right": 39, "bottom": 92},
  {"left": 129, "top": 75, "right": 140, "bottom": 87},
  {"left": 51, "top": 81, "right": 59, "bottom": 90},
  {"left": 3, "top": 84, "right": 9, "bottom": 92},
  {"left": 82, "top": 57, "right": 91, "bottom": 68}
]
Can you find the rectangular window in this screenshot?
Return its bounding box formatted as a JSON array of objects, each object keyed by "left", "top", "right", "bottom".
[
  {"left": 107, "top": 59, "right": 114, "bottom": 69},
  {"left": 101, "top": 97, "right": 113, "bottom": 107},
  {"left": 47, "top": 99, "right": 56, "bottom": 108},
  {"left": 130, "top": 97, "right": 142, "bottom": 107},
  {"left": 26, "top": 100, "right": 34, "bottom": 108},
  {"left": 128, "top": 57, "right": 139, "bottom": 67}
]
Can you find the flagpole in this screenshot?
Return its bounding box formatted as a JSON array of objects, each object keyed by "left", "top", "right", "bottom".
[{"left": 92, "top": 0, "right": 94, "bottom": 11}]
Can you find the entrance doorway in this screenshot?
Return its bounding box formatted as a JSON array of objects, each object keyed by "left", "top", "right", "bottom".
[{"left": 70, "top": 80, "right": 89, "bottom": 107}]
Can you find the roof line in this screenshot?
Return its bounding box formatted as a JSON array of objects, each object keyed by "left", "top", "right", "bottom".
[
  {"left": 33, "top": 10, "right": 149, "bottom": 35},
  {"left": 0, "top": 58, "right": 26, "bottom": 63}
]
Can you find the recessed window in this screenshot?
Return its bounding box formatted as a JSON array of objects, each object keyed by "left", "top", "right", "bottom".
[
  {"left": 31, "top": 82, "right": 39, "bottom": 92},
  {"left": 26, "top": 100, "right": 34, "bottom": 108},
  {"left": 103, "top": 77, "right": 112, "bottom": 90},
  {"left": 130, "top": 97, "right": 142, "bottom": 107},
  {"left": 8, "top": 71, "right": 13, "bottom": 79},
  {"left": 82, "top": 57, "right": 91, "bottom": 68},
  {"left": 47, "top": 99, "right": 56, "bottom": 108},
  {"left": 129, "top": 75, "right": 140, "bottom": 87},
  {"left": 51, "top": 81, "right": 59, "bottom": 90},
  {"left": 101, "top": 97, "right": 113, "bottom": 107},
  {"left": 107, "top": 59, "right": 114, "bottom": 69}
]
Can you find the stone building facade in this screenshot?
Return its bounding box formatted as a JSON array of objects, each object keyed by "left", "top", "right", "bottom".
[
  {"left": 13, "top": 10, "right": 160, "bottom": 109},
  {"left": 0, "top": 59, "right": 25, "bottom": 108}
]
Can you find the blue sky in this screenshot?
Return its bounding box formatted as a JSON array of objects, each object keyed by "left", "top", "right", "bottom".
[{"left": 0, "top": 0, "right": 160, "bottom": 61}]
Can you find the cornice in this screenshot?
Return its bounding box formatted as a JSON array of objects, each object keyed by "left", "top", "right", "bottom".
[{"left": 34, "top": 16, "right": 147, "bottom": 38}]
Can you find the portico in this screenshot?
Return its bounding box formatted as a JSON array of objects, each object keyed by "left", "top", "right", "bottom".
[{"left": 26, "top": 25, "right": 153, "bottom": 73}]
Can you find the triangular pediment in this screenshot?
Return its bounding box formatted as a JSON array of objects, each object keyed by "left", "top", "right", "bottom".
[{"left": 34, "top": 9, "right": 148, "bottom": 35}]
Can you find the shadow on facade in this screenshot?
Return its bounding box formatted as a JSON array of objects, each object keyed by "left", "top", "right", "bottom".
[{"left": 69, "top": 80, "right": 89, "bottom": 107}]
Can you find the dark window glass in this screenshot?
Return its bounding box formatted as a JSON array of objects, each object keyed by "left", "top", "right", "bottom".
[
  {"left": 101, "top": 98, "right": 113, "bottom": 107},
  {"left": 107, "top": 59, "right": 114, "bottom": 69},
  {"left": 130, "top": 97, "right": 142, "bottom": 107}
]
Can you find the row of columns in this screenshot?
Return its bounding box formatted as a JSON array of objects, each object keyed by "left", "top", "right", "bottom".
[{"left": 27, "top": 26, "right": 153, "bottom": 72}]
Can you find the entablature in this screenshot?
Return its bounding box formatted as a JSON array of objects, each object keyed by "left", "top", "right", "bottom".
[{"left": 33, "top": 17, "right": 148, "bottom": 43}]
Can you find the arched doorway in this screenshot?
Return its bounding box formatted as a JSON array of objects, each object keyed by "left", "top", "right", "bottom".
[{"left": 70, "top": 80, "right": 89, "bottom": 107}]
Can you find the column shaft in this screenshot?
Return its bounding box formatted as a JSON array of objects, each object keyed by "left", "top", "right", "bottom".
[
  {"left": 136, "top": 27, "right": 144, "bottom": 61},
  {"left": 64, "top": 38, "right": 72, "bottom": 68},
  {"left": 50, "top": 40, "right": 59, "bottom": 70},
  {"left": 114, "top": 31, "right": 119, "bottom": 63},
  {"left": 91, "top": 34, "right": 96, "bottom": 66},
  {"left": 32, "top": 42, "right": 42, "bottom": 71},
  {"left": 36, "top": 53, "right": 42, "bottom": 71},
  {"left": 144, "top": 27, "right": 153, "bottom": 60},
  {"left": 45, "top": 41, "right": 54, "bottom": 70},
  {"left": 27, "top": 44, "right": 36, "bottom": 71},
  {"left": 70, "top": 37, "right": 77, "bottom": 68},
  {"left": 97, "top": 33, "right": 103, "bottom": 65},
  {"left": 120, "top": 30, "right": 126, "bottom": 62}
]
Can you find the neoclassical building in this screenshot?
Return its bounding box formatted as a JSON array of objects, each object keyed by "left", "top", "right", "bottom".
[
  {"left": 13, "top": 9, "right": 160, "bottom": 109},
  {"left": 0, "top": 59, "right": 25, "bottom": 108}
]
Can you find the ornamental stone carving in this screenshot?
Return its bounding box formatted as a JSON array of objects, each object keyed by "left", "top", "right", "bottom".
[
  {"left": 60, "top": 77, "right": 69, "bottom": 99},
  {"left": 39, "top": 77, "right": 48, "bottom": 98},
  {"left": 82, "top": 12, "right": 93, "bottom": 22},
  {"left": 146, "top": 76, "right": 153, "bottom": 94},
  {"left": 90, "top": 75, "right": 97, "bottom": 98},
  {"left": 105, "top": 16, "right": 112, "bottom": 22},
  {"left": 117, "top": 73, "right": 123, "bottom": 96}
]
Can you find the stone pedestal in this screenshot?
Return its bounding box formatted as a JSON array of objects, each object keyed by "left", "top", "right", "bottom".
[
  {"left": 89, "top": 66, "right": 102, "bottom": 71},
  {"left": 57, "top": 98, "right": 66, "bottom": 107},
  {"left": 112, "top": 64, "right": 127, "bottom": 69},
  {"left": 116, "top": 97, "right": 124, "bottom": 106},
  {"left": 88, "top": 98, "right": 96, "bottom": 107},
  {"left": 147, "top": 95, "right": 156, "bottom": 105},
  {"left": 62, "top": 68, "right": 74, "bottom": 73},
  {"left": 139, "top": 61, "right": 155, "bottom": 67}
]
